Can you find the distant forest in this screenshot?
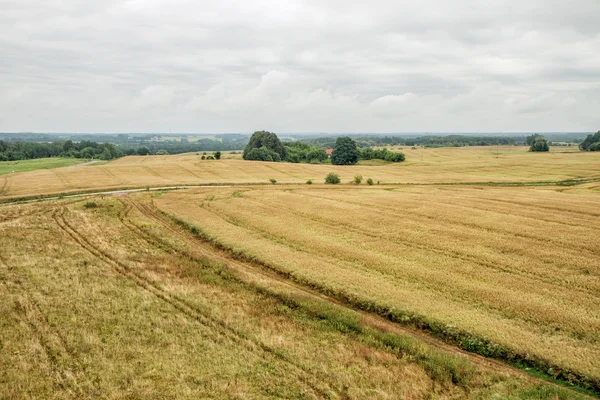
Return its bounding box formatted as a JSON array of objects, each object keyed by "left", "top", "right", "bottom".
[
  {"left": 0, "top": 132, "right": 591, "bottom": 162},
  {"left": 299, "top": 133, "right": 586, "bottom": 149}
]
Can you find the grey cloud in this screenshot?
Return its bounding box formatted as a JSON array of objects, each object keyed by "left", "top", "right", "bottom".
[{"left": 0, "top": 0, "right": 599, "bottom": 133}]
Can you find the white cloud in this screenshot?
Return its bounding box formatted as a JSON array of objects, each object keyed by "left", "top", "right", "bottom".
[{"left": 0, "top": 0, "right": 599, "bottom": 132}]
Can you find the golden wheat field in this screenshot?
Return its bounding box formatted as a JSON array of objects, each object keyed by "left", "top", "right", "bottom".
[
  {"left": 154, "top": 183, "right": 600, "bottom": 386},
  {"left": 2, "top": 196, "right": 587, "bottom": 399},
  {"left": 1, "top": 146, "right": 600, "bottom": 200},
  {"left": 2, "top": 147, "right": 600, "bottom": 398}
]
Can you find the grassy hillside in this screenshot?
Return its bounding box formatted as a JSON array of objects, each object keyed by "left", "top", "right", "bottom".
[
  {"left": 0, "top": 157, "right": 86, "bottom": 175},
  {"left": 1, "top": 197, "right": 588, "bottom": 398},
  {"left": 1, "top": 146, "right": 600, "bottom": 200}
]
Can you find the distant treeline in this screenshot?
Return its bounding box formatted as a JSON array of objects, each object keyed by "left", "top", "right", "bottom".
[
  {"left": 0, "top": 140, "right": 121, "bottom": 161},
  {"left": 301, "top": 135, "right": 520, "bottom": 148},
  {"left": 118, "top": 138, "right": 247, "bottom": 154}
]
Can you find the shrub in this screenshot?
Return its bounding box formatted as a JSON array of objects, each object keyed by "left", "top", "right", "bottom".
[
  {"left": 367, "top": 178, "right": 374, "bottom": 185},
  {"left": 306, "top": 179, "right": 313, "bottom": 184},
  {"left": 590, "top": 142, "right": 600, "bottom": 152},
  {"left": 83, "top": 201, "right": 97, "bottom": 209},
  {"left": 213, "top": 151, "right": 221, "bottom": 160},
  {"left": 385, "top": 152, "right": 406, "bottom": 162},
  {"left": 201, "top": 155, "right": 206, "bottom": 160},
  {"left": 269, "top": 178, "right": 277, "bottom": 184},
  {"left": 206, "top": 156, "right": 215, "bottom": 160},
  {"left": 155, "top": 150, "right": 169, "bottom": 155},
  {"left": 325, "top": 173, "right": 341, "bottom": 184},
  {"left": 244, "top": 146, "right": 281, "bottom": 162},
  {"left": 354, "top": 174, "right": 363, "bottom": 184}
]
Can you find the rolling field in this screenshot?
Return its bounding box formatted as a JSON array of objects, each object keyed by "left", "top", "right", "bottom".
[
  {"left": 2, "top": 146, "right": 600, "bottom": 200},
  {"left": 2, "top": 147, "right": 600, "bottom": 398},
  {"left": 1, "top": 197, "right": 586, "bottom": 399},
  {"left": 154, "top": 183, "right": 600, "bottom": 390}
]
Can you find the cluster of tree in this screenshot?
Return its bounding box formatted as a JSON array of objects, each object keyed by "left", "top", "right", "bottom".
[
  {"left": 242, "top": 132, "right": 406, "bottom": 165},
  {"left": 0, "top": 140, "right": 121, "bottom": 161},
  {"left": 360, "top": 147, "right": 406, "bottom": 162},
  {"left": 579, "top": 131, "right": 600, "bottom": 151},
  {"left": 118, "top": 138, "right": 247, "bottom": 155},
  {"left": 302, "top": 135, "right": 517, "bottom": 149},
  {"left": 331, "top": 137, "right": 405, "bottom": 165},
  {"left": 527, "top": 135, "right": 550, "bottom": 152},
  {"left": 243, "top": 131, "right": 287, "bottom": 161},
  {"left": 283, "top": 142, "right": 328, "bottom": 163}
]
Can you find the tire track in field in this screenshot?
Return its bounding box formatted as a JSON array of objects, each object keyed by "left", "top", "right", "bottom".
[
  {"left": 141, "top": 166, "right": 163, "bottom": 179},
  {"left": 369, "top": 187, "right": 600, "bottom": 231},
  {"left": 0, "top": 176, "right": 12, "bottom": 197},
  {"left": 197, "top": 198, "right": 600, "bottom": 343},
  {"left": 296, "top": 190, "right": 600, "bottom": 257},
  {"left": 122, "top": 197, "right": 580, "bottom": 390},
  {"left": 241, "top": 193, "right": 600, "bottom": 297},
  {"left": 178, "top": 165, "right": 202, "bottom": 179},
  {"left": 0, "top": 176, "right": 8, "bottom": 195},
  {"left": 53, "top": 205, "right": 334, "bottom": 399},
  {"left": 117, "top": 199, "right": 345, "bottom": 399},
  {"left": 50, "top": 169, "right": 72, "bottom": 189},
  {"left": 0, "top": 255, "right": 83, "bottom": 397}
]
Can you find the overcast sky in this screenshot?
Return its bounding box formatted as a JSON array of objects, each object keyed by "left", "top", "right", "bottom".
[{"left": 1, "top": 0, "right": 599, "bottom": 133}]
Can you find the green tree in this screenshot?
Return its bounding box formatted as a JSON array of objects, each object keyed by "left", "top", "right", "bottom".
[
  {"left": 80, "top": 147, "right": 95, "bottom": 159},
  {"left": 100, "top": 148, "right": 113, "bottom": 160},
  {"left": 244, "top": 147, "right": 282, "bottom": 162},
  {"left": 530, "top": 136, "right": 550, "bottom": 152},
  {"left": 243, "top": 131, "right": 286, "bottom": 161},
  {"left": 214, "top": 151, "right": 222, "bottom": 160},
  {"left": 137, "top": 146, "right": 151, "bottom": 156},
  {"left": 331, "top": 137, "right": 360, "bottom": 165},
  {"left": 580, "top": 131, "right": 600, "bottom": 151}
]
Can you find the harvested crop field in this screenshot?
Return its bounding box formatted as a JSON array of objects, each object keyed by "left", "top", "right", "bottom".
[
  {"left": 2, "top": 197, "right": 588, "bottom": 398},
  {"left": 2, "top": 146, "right": 600, "bottom": 200},
  {"left": 155, "top": 183, "right": 600, "bottom": 389}
]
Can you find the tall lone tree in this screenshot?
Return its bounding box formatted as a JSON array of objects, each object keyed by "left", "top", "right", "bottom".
[
  {"left": 529, "top": 136, "right": 550, "bottom": 152},
  {"left": 243, "top": 131, "right": 286, "bottom": 161},
  {"left": 331, "top": 137, "right": 360, "bottom": 165}
]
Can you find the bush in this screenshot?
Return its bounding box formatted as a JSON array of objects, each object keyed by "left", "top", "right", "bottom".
[
  {"left": 206, "top": 156, "right": 215, "bottom": 160},
  {"left": 201, "top": 155, "right": 206, "bottom": 160},
  {"left": 354, "top": 174, "right": 363, "bottom": 184},
  {"left": 590, "top": 142, "right": 600, "bottom": 152},
  {"left": 385, "top": 152, "right": 406, "bottom": 162},
  {"left": 244, "top": 146, "right": 282, "bottom": 162},
  {"left": 306, "top": 179, "right": 313, "bottom": 184},
  {"left": 325, "top": 173, "right": 341, "bottom": 184},
  {"left": 269, "top": 178, "right": 277, "bottom": 184},
  {"left": 83, "top": 201, "right": 98, "bottom": 209},
  {"left": 155, "top": 150, "right": 169, "bottom": 155},
  {"left": 213, "top": 151, "right": 221, "bottom": 160},
  {"left": 367, "top": 178, "right": 374, "bottom": 185}
]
